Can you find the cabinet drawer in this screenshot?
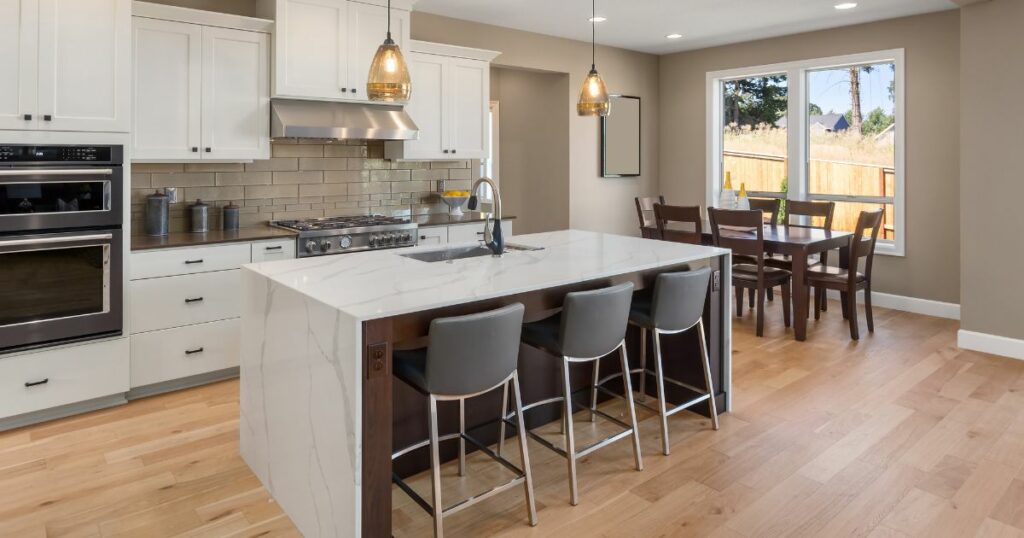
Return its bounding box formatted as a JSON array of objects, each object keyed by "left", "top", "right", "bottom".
[
  {"left": 131, "top": 243, "right": 251, "bottom": 280},
  {"left": 130, "top": 319, "right": 240, "bottom": 388},
  {"left": 417, "top": 227, "right": 448, "bottom": 246},
  {"left": 130, "top": 270, "right": 241, "bottom": 333},
  {"left": 0, "top": 338, "right": 129, "bottom": 420},
  {"left": 251, "top": 239, "right": 296, "bottom": 263}
]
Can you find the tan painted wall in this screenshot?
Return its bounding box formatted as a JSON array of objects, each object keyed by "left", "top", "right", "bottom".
[
  {"left": 658, "top": 11, "right": 962, "bottom": 303},
  {"left": 412, "top": 12, "right": 661, "bottom": 236},
  {"left": 960, "top": 0, "right": 1024, "bottom": 339},
  {"left": 490, "top": 67, "right": 571, "bottom": 234}
]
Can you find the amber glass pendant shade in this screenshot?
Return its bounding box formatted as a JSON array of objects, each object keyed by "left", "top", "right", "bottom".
[
  {"left": 367, "top": 35, "right": 411, "bottom": 102},
  {"left": 577, "top": 67, "right": 610, "bottom": 116}
]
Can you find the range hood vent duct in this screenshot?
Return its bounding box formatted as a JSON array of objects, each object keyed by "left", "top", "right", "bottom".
[{"left": 270, "top": 99, "right": 419, "bottom": 141}]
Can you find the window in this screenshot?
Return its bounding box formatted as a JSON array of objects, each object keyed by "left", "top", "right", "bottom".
[
  {"left": 707, "top": 50, "right": 905, "bottom": 255},
  {"left": 477, "top": 101, "right": 500, "bottom": 201}
]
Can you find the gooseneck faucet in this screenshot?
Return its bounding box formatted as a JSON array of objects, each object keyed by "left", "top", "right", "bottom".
[{"left": 467, "top": 177, "right": 504, "bottom": 256}]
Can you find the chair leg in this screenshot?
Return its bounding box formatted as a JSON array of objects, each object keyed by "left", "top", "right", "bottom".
[
  {"left": 428, "top": 396, "right": 444, "bottom": 538},
  {"left": 638, "top": 327, "right": 647, "bottom": 403},
  {"left": 748, "top": 287, "right": 755, "bottom": 309},
  {"left": 560, "top": 358, "right": 579, "bottom": 506},
  {"left": 735, "top": 286, "right": 744, "bottom": 316},
  {"left": 814, "top": 285, "right": 822, "bottom": 320},
  {"left": 458, "top": 399, "right": 466, "bottom": 477},
  {"left": 511, "top": 372, "right": 538, "bottom": 526},
  {"left": 840, "top": 292, "right": 850, "bottom": 320},
  {"left": 697, "top": 319, "right": 720, "bottom": 430},
  {"left": 847, "top": 290, "right": 860, "bottom": 340},
  {"left": 820, "top": 286, "right": 828, "bottom": 312},
  {"left": 865, "top": 284, "right": 874, "bottom": 333},
  {"left": 619, "top": 343, "right": 644, "bottom": 472},
  {"left": 781, "top": 282, "right": 791, "bottom": 328},
  {"left": 767, "top": 287, "right": 774, "bottom": 302},
  {"left": 652, "top": 330, "right": 671, "bottom": 456},
  {"left": 498, "top": 381, "right": 508, "bottom": 457},
  {"left": 589, "top": 356, "right": 600, "bottom": 422},
  {"left": 756, "top": 285, "right": 766, "bottom": 337}
]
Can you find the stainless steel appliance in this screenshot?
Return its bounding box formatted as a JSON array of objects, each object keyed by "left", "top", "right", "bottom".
[
  {"left": 271, "top": 215, "right": 418, "bottom": 258},
  {"left": 0, "top": 144, "right": 124, "bottom": 352}
]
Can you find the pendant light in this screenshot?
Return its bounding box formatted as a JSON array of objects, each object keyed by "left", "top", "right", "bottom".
[
  {"left": 577, "top": 0, "right": 610, "bottom": 116},
  {"left": 367, "top": 0, "right": 411, "bottom": 102}
]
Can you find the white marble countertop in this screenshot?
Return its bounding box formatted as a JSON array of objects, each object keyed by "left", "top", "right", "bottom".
[{"left": 243, "top": 229, "right": 730, "bottom": 321}]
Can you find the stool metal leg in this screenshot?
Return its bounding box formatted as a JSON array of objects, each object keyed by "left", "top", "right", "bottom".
[
  {"left": 497, "top": 381, "right": 508, "bottom": 457},
  {"left": 428, "top": 396, "right": 445, "bottom": 538},
  {"left": 698, "top": 319, "right": 720, "bottom": 430},
  {"left": 589, "top": 357, "right": 600, "bottom": 422},
  {"left": 512, "top": 372, "right": 538, "bottom": 526},
  {"left": 619, "top": 342, "right": 644, "bottom": 472},
  {"left": 652, "top": 330, "right": 671, "bottom": 456},
  {"left": 561, "top": 357, "right": 580, "bottom": 506},
  {"left": 638, "top": 327, "right": 648, "bottom": 402},
  {"left": 458, "top": 399, "right": 467, "bottom": 477}
]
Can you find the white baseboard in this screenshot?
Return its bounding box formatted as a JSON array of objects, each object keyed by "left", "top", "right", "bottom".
[
  {"left": 958, "top": 330, "right": 1024, "bottom": 361},
  {"left": 824, "top": 289, "right": 960, "bottom": 320}
]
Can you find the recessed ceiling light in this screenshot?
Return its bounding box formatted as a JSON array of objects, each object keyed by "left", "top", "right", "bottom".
[
  {"left": 834, "top": 2, "right": 857, "bottom": 9},
  {"left": 588, "top": 16, "right": 606, "bottom": 22},
  {"left": 666, "top": 33, "right": 683, "bottom": 39}
]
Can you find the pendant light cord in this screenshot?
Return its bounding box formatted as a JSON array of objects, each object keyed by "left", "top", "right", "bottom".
[
  {"left": 387, "top": 0, "right": 392, "bottom": 41},
  {"left": 591, "top": 0, "right": 596, "bottom": 70}
]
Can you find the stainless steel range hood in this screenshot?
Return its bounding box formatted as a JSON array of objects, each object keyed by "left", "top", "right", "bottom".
[{"left": 271, "top": 99, "right": 419, "bottom": 141}]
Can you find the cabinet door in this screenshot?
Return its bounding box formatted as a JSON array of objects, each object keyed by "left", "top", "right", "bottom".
[
  {"left": 448, "top": 57, "right": 489, "bottom": 159},
  {"left": 37, "top": 0, "right": 130, "bottom": 132},
  {"left": 201, "top": 27, "right": 270, "bottom": 161},
  {"left": 347, "top": 2, "right": 409, "bottom": 102},
  {"left": 0, "top": 0, "right": 38, "bottom": 130},
  {"left": 399, "top": 52, "right": 447, "bottom": 160},
  {"left": 132, "top": 18, "right": 202, "bottom": 161},
  {"left": 275, "top": 0, "right": 348, "bottom": 100}
]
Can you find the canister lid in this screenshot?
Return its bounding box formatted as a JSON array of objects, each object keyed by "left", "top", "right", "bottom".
[
  {"left": 147, "top": 189, "right": 168, "bottom": 200},
  {"left": 190, "top": 199, "right": 208, "bottom": 208}
]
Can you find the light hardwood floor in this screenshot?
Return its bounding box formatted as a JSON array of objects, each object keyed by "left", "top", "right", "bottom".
[{"left": 3, "top": 301, "right": 1023, "bottom": 537}]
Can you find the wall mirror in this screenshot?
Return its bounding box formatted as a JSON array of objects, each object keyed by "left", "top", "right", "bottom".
[{"left": 601, "top": 95, "right": 641, "bottom": 177}]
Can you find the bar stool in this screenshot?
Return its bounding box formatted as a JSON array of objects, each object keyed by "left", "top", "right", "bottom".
[
  {"left": 391, "top": 303, "right": 537, "bottom": 538},
  {"left": 511, "top": 282, "right": 643, "bottom": 506},
  {"left": 598, "top": 267, "right": 719, "bottom": 456}
]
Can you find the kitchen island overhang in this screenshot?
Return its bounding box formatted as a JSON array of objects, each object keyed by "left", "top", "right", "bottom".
[{"left": 239, "top": 229, "right": 732, "bottom": 537}]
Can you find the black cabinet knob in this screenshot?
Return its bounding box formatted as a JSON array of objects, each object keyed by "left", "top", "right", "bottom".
[
  {"left": 43, "top": 115, "right": 52, "bottom": 121},
  {"left": 23, "top": 114, "right": 32, "bottom": 121},
  {"left": 452, "top": 149, "right": 457, "bottom": 154},
  {"left": 350, "top": 88, "right": 357, "bottom": 93},
  {"left": 443, "top": 149, "right": 449, "bottom": 154},
  {"left": 341, "top": 88, "right": 348, "bottom": 93},
  {"left": 205, "top": 147, "right": 211, "bottom": 153},
  {"left": 191, "top": 147, "right": 198, "bottom": 152}
]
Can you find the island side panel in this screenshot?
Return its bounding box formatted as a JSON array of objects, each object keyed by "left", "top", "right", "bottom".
[
  {"left": 362, "top": 318, "right": 393, "bottom": 538},
  {"left": 239, "top": 269, "right": 362, "bottom": 537}
]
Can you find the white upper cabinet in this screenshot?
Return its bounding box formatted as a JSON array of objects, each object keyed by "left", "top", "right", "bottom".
[
  {"left": 0, "top": 0, "right": 129, "bottom": 132},
  {"left": 385, "top": 41, "right": 499, "bottom": 161},
  {"left": 131, "top": 5, "right": 270, "bottom": 162},
  {"left": 271, "top": 0, "right": 410, "bottom": 103}
]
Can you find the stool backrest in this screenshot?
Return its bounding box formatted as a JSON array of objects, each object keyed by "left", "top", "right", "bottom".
[
  {"left": 426, "top": 303, "right": 525, "bottom": 396},
  {"left": 651, "top": 267, "right": 712, "bottom": 332},
  {"left": 560, "top": 282, "right": 635, "bottom": 359}
]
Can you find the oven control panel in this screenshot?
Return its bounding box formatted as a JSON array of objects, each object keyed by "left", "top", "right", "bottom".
[{"left": 0, "top": 145, "right": 121, "bottom": 164}]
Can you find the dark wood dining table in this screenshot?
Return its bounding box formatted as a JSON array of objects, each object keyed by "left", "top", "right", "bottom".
[{"left": 644, "top": 224, "right": 853, "bottom": 341}]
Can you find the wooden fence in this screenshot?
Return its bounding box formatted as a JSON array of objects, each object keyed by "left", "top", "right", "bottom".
[{"left": 723, "top": 151, "right": 895, "bottom": 238}]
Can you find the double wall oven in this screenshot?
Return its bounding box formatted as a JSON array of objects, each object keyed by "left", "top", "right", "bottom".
[{"left": 0, "top": 145, "right": 124, "bottom": 353}]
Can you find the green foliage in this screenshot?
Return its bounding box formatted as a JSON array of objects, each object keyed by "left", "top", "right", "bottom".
[
  {"left": 809, "top": 103, "right": 823, "bottom": 116},
  {"left": 862, "top": 107, "right": 894, "bottom": 135},
  {"left": 723, "top": 76, "right": 788, "bottom": 127},
  {"left": 779, "top": 177, "right": 789, "bottom": 221}
]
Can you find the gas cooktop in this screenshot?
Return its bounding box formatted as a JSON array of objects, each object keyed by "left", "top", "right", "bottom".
[{"left": 271, "top": 215, "right": 418, "bottom": 257}]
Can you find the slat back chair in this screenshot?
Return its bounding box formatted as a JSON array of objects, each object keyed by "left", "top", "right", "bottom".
[
  {"left": 748, "top": 198, "right": 781, "bottom": 226},
  {"left": 635, "top": 196, "right": 666, "bottom": 238},
  {"left": 653, "top": 203, "right": 702, "bottom": 245}
]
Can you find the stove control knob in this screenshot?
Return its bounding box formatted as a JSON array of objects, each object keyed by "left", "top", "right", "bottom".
[
  {"left": 320, "top": 240, "right": 332, "bottom": 252},
  {"left": 305, "top": 239, "right": 319, "bottom": 253},
  {"left": 339, "top": 235, "right": 353, "bottom": 249},
  {"left": 387, "top": 233, "right": 396, "bottom": 245},
  {"left": 402, "top": 233, "right": 411, "bottom": 242},
  {"left": 369, "top": 235, "right": 378, "bottom": 247}
]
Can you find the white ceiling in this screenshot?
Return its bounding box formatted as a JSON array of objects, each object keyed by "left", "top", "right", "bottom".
[{"left": 412, "top": 0, "right": 960, "bottom": 55}]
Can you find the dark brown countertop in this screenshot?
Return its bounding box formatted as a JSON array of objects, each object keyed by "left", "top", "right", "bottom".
[
  {"left": 131, "top": 225, "right": 297, "bottom": 251},
  {"left": 412, "top": 213, "right": 516, "bottom": 228}
]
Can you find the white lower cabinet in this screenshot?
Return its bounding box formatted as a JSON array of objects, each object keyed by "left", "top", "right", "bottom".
[
  {"left": 417, "top": 226, "right": 448, "bottom": 246},
  {"left": 0, "top": 338, "right": 129, "bottom": 420},
  {"left": 251, "top": 238, "right": 296, "bottom": 263},
  {"left": 130, "top": 269, "right": 241, "bottom": 334},
  {"left": 130, "top": 319, "right": 240, "bottom": 387}
]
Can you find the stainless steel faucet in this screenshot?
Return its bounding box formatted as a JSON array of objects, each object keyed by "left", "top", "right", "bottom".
[{"left": 467, "top": 177, "right": 504, "bottom": 256}]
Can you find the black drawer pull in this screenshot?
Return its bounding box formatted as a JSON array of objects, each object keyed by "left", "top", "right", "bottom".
[
  {"left": 25, "top": 378, "right": 49, "bottom": 388},
  {"left": 185, "top": 347, "right": 204, "bottom": 355},
  {"left": 265, "top": 246, "right": 283, "bottom": 251},
  {"left": 184, "top": 259, "right": 204, "bottom": 264},
  {"left": 184, "top": 297, "right": 204, "bottom": 304},
  {"left": 43, "top": 114, "right": 52, "bottom": 121},
  {"left": 191, "top": 147, "right": 198, "bottom": 153},
  {"left": 23, "top": 114, "right": 32, "bottom": 121}
]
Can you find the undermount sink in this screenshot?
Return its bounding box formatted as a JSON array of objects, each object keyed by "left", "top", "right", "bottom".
[{"left": 400, "top": 243, "right": 543, "bottom": 263}]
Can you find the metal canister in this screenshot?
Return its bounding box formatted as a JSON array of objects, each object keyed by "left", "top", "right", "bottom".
[
  {"left": 144, "top": 190, "right": 169, "bottom": 236},
  {"left": 189, "top": 199, "right": 209, "bottom": 233},
  {"left": 223, "top": 202, "right": 240, "bottom": 231}
]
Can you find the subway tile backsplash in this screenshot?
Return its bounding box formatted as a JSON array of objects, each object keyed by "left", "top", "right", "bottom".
[{"left": 131, "top": 139, "right": 476, "bottom": 233}]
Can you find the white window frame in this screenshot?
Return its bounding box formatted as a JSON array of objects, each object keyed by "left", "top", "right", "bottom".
[{"left": 706, "top": 49, "right": 906, "bottom": 256}]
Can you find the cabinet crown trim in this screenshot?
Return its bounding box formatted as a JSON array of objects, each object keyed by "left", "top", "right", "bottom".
[
  {"left": 133, "top": 1, "right": 273, "bottom": 33},
  {"left": 409, "top": 40, "right": 501, "bottom": 62}
]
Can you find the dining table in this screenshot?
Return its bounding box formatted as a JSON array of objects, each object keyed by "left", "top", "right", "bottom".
[{"left": 644, "top": 223, "right": 854, "bottom": 341}]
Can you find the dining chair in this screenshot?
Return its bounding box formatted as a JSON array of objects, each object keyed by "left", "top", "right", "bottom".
[
  {"left": 768, "top": 200, "right": 836, "bottom": 312},
  {"left": 653, "top": 203, "right": 703, "bottom": 245},
  {"left": 635, "top": 196, "right": 666, "bottom": 239},
  {"left": 708, "top": 208, "right": 792, "bottom": 337},
  {"left": 748, "top": 198, "right": 781, "bottom": 225},
  {"left": 806, "top": 209, "right": 884, "bottom": 340}
]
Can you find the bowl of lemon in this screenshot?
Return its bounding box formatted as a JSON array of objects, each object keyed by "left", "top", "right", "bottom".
[{"left": 440, "top": 190, "right": 471, "bottom": 216}]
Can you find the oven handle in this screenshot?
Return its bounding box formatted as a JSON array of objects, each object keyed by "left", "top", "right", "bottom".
[
  {"left": 0, "top": 233, "right": 113, "bottom": 248},
  {"left": 0, "top": 168, "right": 114, "bottom": 176}
]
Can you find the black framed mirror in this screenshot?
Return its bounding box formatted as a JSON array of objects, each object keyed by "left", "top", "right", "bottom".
[{"left": 601, "top": 95, "right": 641, "bottom": 177}]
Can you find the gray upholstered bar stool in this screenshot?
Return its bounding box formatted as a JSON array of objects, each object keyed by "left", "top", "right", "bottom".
[
  {"left": 602, "top": 267, "right": 719, "bottom": 456},
  {"left": 391, "top": 303, "right": 537, "bottom": 538},
  {"left": 510, "top": 282, "right": 643, "bottom": 506}
]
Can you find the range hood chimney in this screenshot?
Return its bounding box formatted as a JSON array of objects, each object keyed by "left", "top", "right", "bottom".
[{"left": 271, "top": 99, "right": 419, "bottom": 141}]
